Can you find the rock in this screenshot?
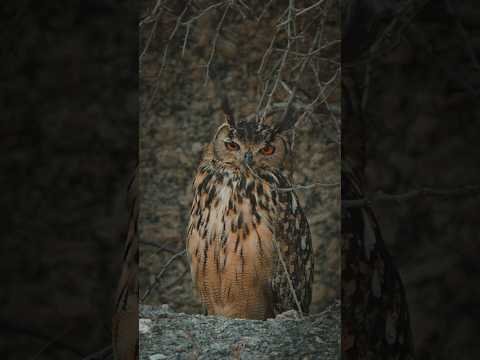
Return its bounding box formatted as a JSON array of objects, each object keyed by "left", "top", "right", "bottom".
[{"left": 139, "top": 302, "right": 340, "bottom": 360}]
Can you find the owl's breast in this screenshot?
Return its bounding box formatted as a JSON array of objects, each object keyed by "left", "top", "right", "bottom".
[
  {"left": 186, "top": 167, "right": 282, "bottom": 319},
  {"left": 190, "top": 168, "right": 280, "bottom": 243}
]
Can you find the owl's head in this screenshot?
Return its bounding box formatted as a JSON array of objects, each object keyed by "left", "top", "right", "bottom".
[{"left": 211, "top": 98, "right": 297, "bottom": 171}]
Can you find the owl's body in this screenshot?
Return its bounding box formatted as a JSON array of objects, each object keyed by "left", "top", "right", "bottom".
[{"left": 186, "top": 108, "right": 313, "bottom": 320}]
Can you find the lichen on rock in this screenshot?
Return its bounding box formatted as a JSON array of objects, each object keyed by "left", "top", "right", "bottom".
[{"left": 139, "top": 302, "right": 340, "bottom": 360}]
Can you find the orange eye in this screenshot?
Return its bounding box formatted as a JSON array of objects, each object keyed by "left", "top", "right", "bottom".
[
  {"left": 261, "top": 145, "right": 275, "bottom": 156},
  {"left": 224, "top": 141, "right": 239, "bottom": 151}
]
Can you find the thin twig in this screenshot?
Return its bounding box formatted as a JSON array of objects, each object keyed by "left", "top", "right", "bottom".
[
  {"left": 343, "top": 184, "right": 480, "bottom": 208},
  {"left": 277, "top": 25, "right": 322, "bottom": 126},
  {"left": 147, "top": 0, "right": 193, "bottom": 109},
  {"left": 161, "top": 268, "right": 189, "bottom": 291},
  {"left": 277, "top": 181, "right": 340, "bottom": 192},
  {"left": 140, "top": 14, "right": 160, "bottom": 61},
  {"left": 204, "top": 1, "right": 232, "bottom": 85},
  {"left": 183, "top": 1, "right": 224, "bottom": 24},
  {"left": 308, "top": 63, "right": 339, "bottom": 109},
  {"left": 141, "top": 250, "right": 187, "bottom": 302},
  {"left": 256, "top": 0, "right": 276, "bottom": 22},
  {"left": 255, "top": 80, "right": 270, "bottom": 119},
  {"left": 271, "top": 236, "right": 304, "bottom": 318},
  {"left": 150, "top": 0, "right": 166, "bottom": 20},
  {"left": 272, "top": 39, "right": 340, "bottom": 57},
  {"left": 182, "top": 22, "right": 191, "bottom": 56},
  {"left": 295, "top": 0, "right": 326, "bottom": 16},
  {"left": 261, "top": 50, "right": 289, "bottom": 117},
  {"left": 140, "top": 240, "right": 179, "bottom": 254},
  {"left": 260, "top": 1, "right": 296, "bottom": 118},
  {"left": 257, "top": 31, "right": 278, "bottom": 75}
]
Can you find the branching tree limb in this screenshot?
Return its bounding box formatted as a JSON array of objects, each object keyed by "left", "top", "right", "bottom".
[
  {"left": 141, "top": 250, "right": 187, "bottom": 302},
  {"left": 343, "top": 184, "right": 480, "bottom": 208}
]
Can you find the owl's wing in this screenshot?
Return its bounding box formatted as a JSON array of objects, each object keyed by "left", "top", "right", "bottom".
[{"left": 271, "top": 187, "right": 313, "bottom": 316}]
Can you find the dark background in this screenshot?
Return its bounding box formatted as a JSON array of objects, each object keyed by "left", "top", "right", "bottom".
[
  {"left": 343, "top": 0, "right": 480, "bottom": 359},
  {"left": 1, "top": 1, "right": 137, "bottom": 359}
]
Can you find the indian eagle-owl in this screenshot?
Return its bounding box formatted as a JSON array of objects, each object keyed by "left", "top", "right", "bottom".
[{"left": 186, "top": 99, "right": 314, "bottom": 320}]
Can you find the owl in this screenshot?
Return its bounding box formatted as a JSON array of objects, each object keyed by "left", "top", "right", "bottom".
[{"left": 186, "top": 99, "right": 313, "bottom": 320}]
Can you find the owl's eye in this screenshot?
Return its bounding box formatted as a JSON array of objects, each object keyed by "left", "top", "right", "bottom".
[
  {"left": 260, "top": 145, "right": 275, "bottom": 156},
  {"left": 224, "top": 140, "right": 240, "bottom": 151}
]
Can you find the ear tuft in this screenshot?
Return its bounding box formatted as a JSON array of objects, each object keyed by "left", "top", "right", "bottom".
[{"left": 221, "top": 95, "right": 236, "bottom": 129}]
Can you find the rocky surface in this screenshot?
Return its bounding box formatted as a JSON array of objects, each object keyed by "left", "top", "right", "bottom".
[{"left": 139, "top": 302, "right": 340, "bottom": 360}]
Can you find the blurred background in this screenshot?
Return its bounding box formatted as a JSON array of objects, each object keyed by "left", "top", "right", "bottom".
[
  {"left": 1, "top": 1, "right": 137, "bottom": 359},
  {"left": 343, "top": 1, "right": 480, "bottom": 358}
]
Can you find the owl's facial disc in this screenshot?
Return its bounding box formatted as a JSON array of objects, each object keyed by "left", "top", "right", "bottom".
[{"left": 213, "top": 121, "right": 288, "bottom": 170}]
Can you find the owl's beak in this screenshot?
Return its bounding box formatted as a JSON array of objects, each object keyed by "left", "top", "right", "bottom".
[{"left": 244, "top": 151, "right": 254, "bottom": 167}]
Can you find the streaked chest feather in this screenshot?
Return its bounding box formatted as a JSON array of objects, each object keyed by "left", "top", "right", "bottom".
[
  {"left": 186, "top": 164, "right": 287, "bottom": 314},
  {"left": 186, "top": 160, "right": 312, "bottom": 319},
  {"left": 190, "top": 167, "right": 279, "bottom": 246}
]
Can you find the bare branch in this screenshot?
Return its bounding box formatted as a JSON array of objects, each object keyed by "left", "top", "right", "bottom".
[
  {"left": 150, "top": 0, "right": 167, "bottom": 20},
  {"left": 295, "top": 0, "right": 327, "bottom": 16},
  {"left": 256, "top": 0, "right": 276, "bottom": 22},
  {"left": 140, "top": 240, "right": 179, "bottom": 254},
  {"left": 140, "top": 15, "right": 160, "bottom": 61},
  {"left": 146, "top": 0, "right": 193, "bottom": 109},
  {"left": 271, "top": 236, "right": 304, "bottom": 318},
  {"left": 204, "top": 1, "right": 232, "bottom": 85},
  {"left": 272, "top": 39, "right": 340, "bottom": 57},
  {"left": 160, "top": 268, "right": 189, "bottom": 291},
  {"left": 343, "top": 184, "right": 480, "bottom": 208},
  {"left": 276, "top": 24, "right": 322, "bottom": 132},
  {"left": 182, "top": 21, "right": 191, "bottom": 56},
  {"left": 141, "top": 250, "right": 187, "bottom": 302},
  {"left": 277, "top": 181, "right": 340, "bottom": 192},
  {"left": 183, "top": 1, "right": 224, "bottom": 24},
  {"left": 259, "top": 0, "right": 297, "bottom": 118},
  {"left": 261, "top": 47, "right": 290, "bottom": 117},
  {"left": 257, "top": 31, "right": 278, "bottom": 75}
]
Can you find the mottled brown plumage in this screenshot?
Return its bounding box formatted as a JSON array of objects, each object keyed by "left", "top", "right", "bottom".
[{"left": 186, "top": 104, "right": 313, "bottom": 320}]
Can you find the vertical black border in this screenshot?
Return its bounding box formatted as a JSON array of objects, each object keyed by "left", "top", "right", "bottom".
[{"left": 1, "top": 1, "right": 138, "bottom": 358}]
